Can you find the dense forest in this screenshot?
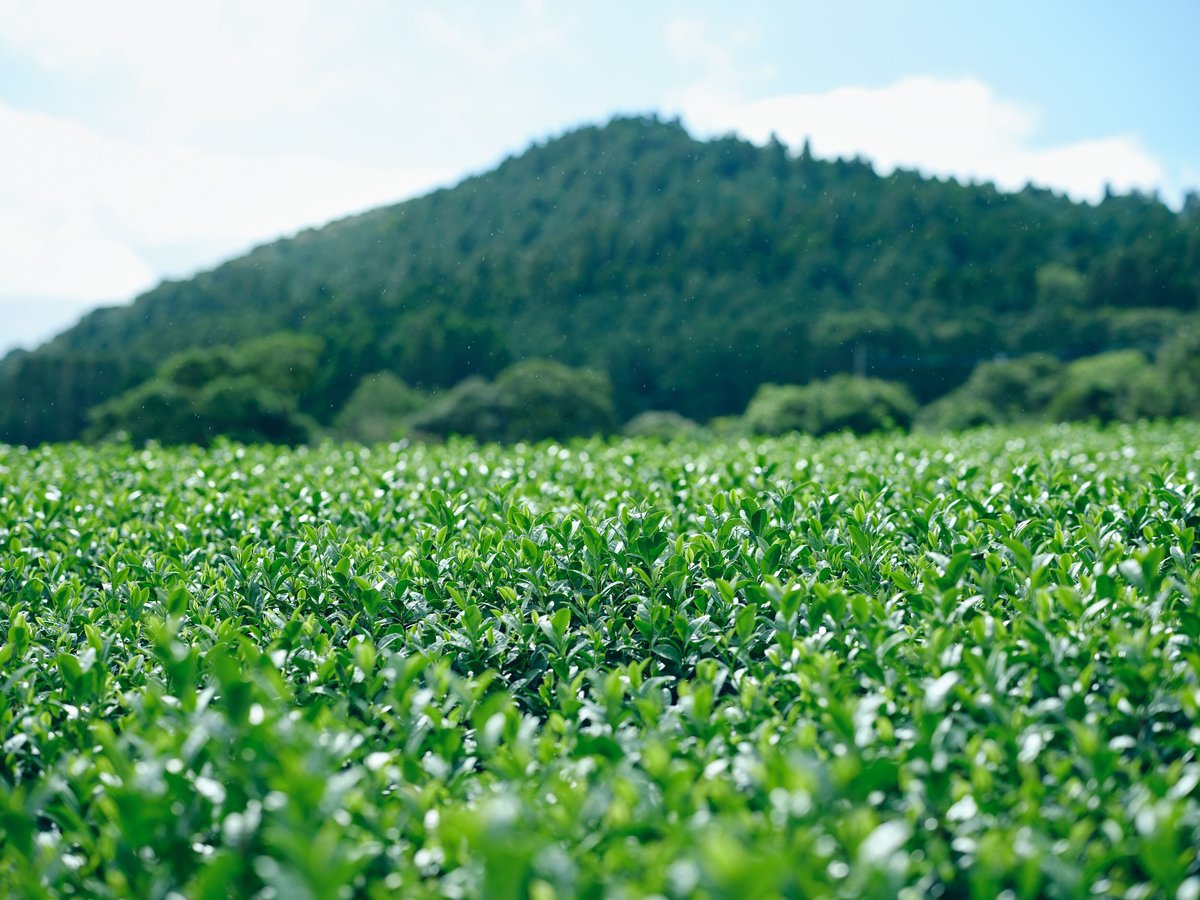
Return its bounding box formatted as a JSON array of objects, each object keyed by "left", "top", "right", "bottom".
[{"left": 2, "top": 115, "right": 1198, "bottom": 444}]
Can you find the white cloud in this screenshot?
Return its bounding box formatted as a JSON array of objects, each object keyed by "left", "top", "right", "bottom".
[
  {"left": 664, "top": 16, "right": 740, "bottom": 81},
  {"left": 0, "top": 1, "right": 571, "bottom": 141},
  {"left": 675, "top": 75, "right": 1167, "bottom": 203},
  {"left": 0, "top": 0, "right": 342, "bottom": 138},
  {"left": 0, "top": 100, "right": 454, "bottom": 353},
  {"left": 664, "top": 14, "right": 768, "bottom": 95},
  {"left": 0, "top": 213, "right": 156, "bottom": 301},
  {"left": 0, "top": 4, "right": 1186, "bottom": 358},
  {"left": 0, "top": 1, "right": 577, "bottom": 354},
  {"left": 415, "top": 2, "right": 565, "bottom": 74}
]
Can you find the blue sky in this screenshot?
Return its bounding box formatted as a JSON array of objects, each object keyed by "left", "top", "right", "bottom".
[{"left": 1, "top": 0, "right": 1197, "bottom": 354}]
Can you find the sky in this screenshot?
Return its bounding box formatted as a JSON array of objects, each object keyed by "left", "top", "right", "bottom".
[{"left": 1, "top": 0, "right": 1197, "bottom": 355}]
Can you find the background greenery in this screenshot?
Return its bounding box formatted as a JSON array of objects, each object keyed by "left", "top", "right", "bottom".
[{"left": 1, "top": 116, "right": 1197, "bottom": 445}]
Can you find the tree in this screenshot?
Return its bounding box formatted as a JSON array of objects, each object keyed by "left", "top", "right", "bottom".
[
  {"left": 389, "top": 311, "right": 511, "bottom": 389},
  {"left": 193, "top": 375, "right": 313, "bottom": 444},
  {"left": 809, "top": 311, "right": 923, "bottom": 380},
  {"left": 744, "top": 376, "right": 916, "bottom": 436},
  {"left": 406, "top": 359, "right": 617, "bottom": 443},
  {"left": 493, "top": 359, "right": 616, "bottom": 442},
  {"left": 232, "top": 333, "right": 324, "bottom": 396},
  {"left": 86, "top": 333, "right": 321, "bottom": 445},
  {"left": 916, "top": 354, "right": 1063, "bottom": 430},
  {"left": 88, "top": 379, "right": 206, "bottom": 445},
  {"left": 1048, "top": 350, "right": 1156, "bottom": 422},
  {"left": 1154, "top": 324, "right": 1200, "bottom": 416},
  {"left": 406, "top": 377, "right": 507, "bottom": 443},
  {"left": 622, "top": 410, "right": 700, "bottom": 440},
  {"left": 742, "top": 384, "right": 811, "bottom": 436},
  {"left": 332, "top": 372, "right": 427, "bottom": 443},
  {"left": 1009, "top": 265, "right": 1105, "bottom": 357}
]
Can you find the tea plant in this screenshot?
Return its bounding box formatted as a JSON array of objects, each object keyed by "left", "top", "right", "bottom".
[{"left": 2, "top": 423, "right": 1199, "bottom": 898}]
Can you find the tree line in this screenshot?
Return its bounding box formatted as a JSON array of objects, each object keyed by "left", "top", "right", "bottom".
[{"left": 79, "top": 328, "right": 1200, "bottom": 445}]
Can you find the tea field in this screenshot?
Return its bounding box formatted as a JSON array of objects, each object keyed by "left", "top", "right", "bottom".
[{"left": 2, "top": 424, "right": 1200, "bottom": 899}]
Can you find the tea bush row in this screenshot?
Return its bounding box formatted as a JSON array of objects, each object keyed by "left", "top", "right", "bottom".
[{"left": 1, "top": 424, "right": 1199, "bottom": 898}]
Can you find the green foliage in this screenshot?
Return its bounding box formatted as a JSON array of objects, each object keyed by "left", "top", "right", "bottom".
[
  {"left": 88, "top": 379, "right": 206, "bottom": 444},
  {"left": 1155, "top": 325, "right": 1200, "bottom": 416},
  {"left": 621, "top": 410, "right": 701, "bottom": 439},
  {"left": 744, "top": 375, "right": 917, "bottom": 436},
  {"left": 160, "top": 346, "right": 234, "bottom": 390},
  {"left": 1036, "top": 262, "right": 1088, "bottom": 309},
  {"left": 331, "top": 372, "right": 427, "bottom": 443},
  {"left": 4, "top": 116, "right": 1198, "bottom": 443},
  {"left": 1007, "top": 265, "right": 1106, "bottom": 357},
  {"left": 388, "top": 311, "right": 511, "bottom": 390},
  {"left": 743, "top": 383, "right": 811, "bottom": 434},
  {"left": 919, "top": 337, "right": 1200, "bottom": 429},
  {"left": 493, "top": 359, "right": 616, "bottom": 442},
  {"left": 87, "top": 334, "right": 321, "bottom": 445},
  {"left": 406, "top": 376, "right": 507, "bottom": 442},
  {"left": 408, "top": 359, "right": 616, "bottom": 443},
  {"left": 2, "top": 424, "right": 1200, "bottom": 895},
  {"left": 1048, "top": 349, "right": 1157, "bottom": 422},
  {"left": 809, "top": 311, "right": 925, "bottom": 382},
  {"left": 235, "top": 332, "right": 325, "bottom": 396},
  {"left": 917, "top": 354, "right": 1064, "bottom": 430}
]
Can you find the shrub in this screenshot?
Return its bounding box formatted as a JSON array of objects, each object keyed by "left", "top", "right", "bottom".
[
  {"left": 193, "top": 375, "right": 314, "bottom": 445},
  {"left": 5, "top": 425, "right": 1200, "bottom": 895},
  {"left": 1154, "top": 325, "right": 1200, "bottom": 416},
  {"left": 86, "top": 333, "right": 320, "bottom": 445},
  {"left": 916, "top": 354, "right": 1063, "bottom": 430},
  {"left": 622, "top": 410, "right": 700, "bottom": 440},
  {"left": 744, "top": 375, "right": 916, "bottom": 436},
  {"left": 707, "top": 415, "right": 750, "bottom": 438},
  {"left": 332, "top": 372, "right": 426, "bottom": 443},
  {"left": 407, "top": 377, "right": 507, "bottom": 442},
  {"left": 407, "top": 360, "right": 618, "bottom": 443},
  {"left": 87, "top": 379, "right": 205, "bottom": 445},
  {"left": 1048, "top": 350, "right": 1157, "bottom": 422},
  {"left": 494, "top": 359, "right": 616, "bottom": 442},
  {"left": 743, "top": 384, "right": 811, "bottom": 436},
  {"left": 916, "top": 396, "right": 1005, "bottom": 432}
]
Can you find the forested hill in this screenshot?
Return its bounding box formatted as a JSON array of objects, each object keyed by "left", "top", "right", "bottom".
[{"left": 3, "top": 115, "right": 1199, "bottom": 443}]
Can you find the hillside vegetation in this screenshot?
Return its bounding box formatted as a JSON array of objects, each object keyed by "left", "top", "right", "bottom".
[{"left": 1, "top": 116, "right": 1198, "bottom": 444}]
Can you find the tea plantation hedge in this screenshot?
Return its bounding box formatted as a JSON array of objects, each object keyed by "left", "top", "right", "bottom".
[{"left": 2, "top": 424, "right": 1199, "bottom": 898}]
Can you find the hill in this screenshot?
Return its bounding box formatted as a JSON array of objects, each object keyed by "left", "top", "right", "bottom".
[{"left": 2, "top": 115, "right": 1198, "bottom": 443}]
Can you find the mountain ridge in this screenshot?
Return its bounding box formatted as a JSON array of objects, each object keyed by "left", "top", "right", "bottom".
[{"left": 2, "top": 114, "right": 1197, "bottom": 443}]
